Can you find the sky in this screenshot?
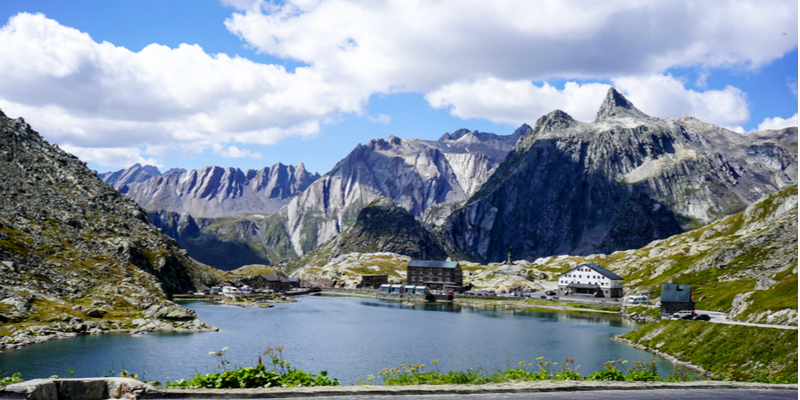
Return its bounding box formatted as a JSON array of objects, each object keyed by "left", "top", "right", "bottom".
[{"left": 0, "top": 0, "right": 797, "bottom": 176}]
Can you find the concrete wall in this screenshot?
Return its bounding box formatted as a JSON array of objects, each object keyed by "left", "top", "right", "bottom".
[{"left": 3, "top": 378, "right": 147, "bottom": 400}]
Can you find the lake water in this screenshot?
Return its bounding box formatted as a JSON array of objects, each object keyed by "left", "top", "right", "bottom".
[{"left": 0, "top": 296, "right": 673, "bottom": 384}]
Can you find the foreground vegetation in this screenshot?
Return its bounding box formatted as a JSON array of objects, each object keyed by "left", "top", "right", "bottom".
[
  {"left": 621, "top": 320, "right": 798, "bottom": 383},
  {"left": 365, "top": 358, "right": 696, "bottom": 385},
  {"left": 163, "top": 346, "right": 338, "bottom": 389}
]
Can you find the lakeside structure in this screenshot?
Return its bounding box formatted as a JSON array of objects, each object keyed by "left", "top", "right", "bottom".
[
  {"left": 359, "top": 274, "right": 388, "bottom": 289},
  {"left": 557, "top": 263, "right": 623, "bottom": 298},
  {"left": 406, "top": 260, "right": 463, "bottom": 292},
  {"left": 660, "top": 284, "right": 695, "bottom": 316}
]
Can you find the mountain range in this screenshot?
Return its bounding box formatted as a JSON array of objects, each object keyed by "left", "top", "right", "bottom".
[
  {"left": 102, "top": 126, "right": 523, "bottom": 269},
  {"left": 99, "top": 88, "right": 796, "bottom": 272}
]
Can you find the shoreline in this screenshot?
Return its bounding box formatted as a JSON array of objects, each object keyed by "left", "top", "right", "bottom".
[
  {"left": 610, "top": 335, "right": 712, "bottom": 378},
  {"left": 0, "top": 323, "right": 219, "bottom": 352}
]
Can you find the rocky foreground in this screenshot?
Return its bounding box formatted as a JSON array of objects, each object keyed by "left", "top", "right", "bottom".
[{"left": 0, "top": 110, "right": 230, "bottom": 349}]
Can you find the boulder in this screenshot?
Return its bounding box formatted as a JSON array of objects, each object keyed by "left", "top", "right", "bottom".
[{"left": 143, "top": 305, "right": 194, "bottom": 320}]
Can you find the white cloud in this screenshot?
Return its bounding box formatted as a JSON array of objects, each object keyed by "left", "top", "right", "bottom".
[
  {"left": 218, "top": 0, "right": 262, "bottom": 12},
  {"left": 60, "top": 144, "right": 163, "bottom": 169},
  {"left": 0, "top": 1, "right": 796, "bottom": 168},
  {"left": 426, "top": 80, "right": 611, "bottom": 125},
  {"left": 426, "top": 74, "right": 751, "bottom": 128},
  {"left": 212, "top": 144, "right": 263, "bottom": 158},
  {"left": 366, "top": 114, "right": 391, "bottom": 124},
  {"left": 788, "top": 78, "right": 798, "bottom": 96},
  {"left": 0, "top": 13, "right": 368, "bottom": 163},
  {"left": 757, "top": 113, "right": 798, "bottom": 131},
  {"left": 226, "top": 0, "right": 797, "bottom": 93},
  {"left": 612, "top": 74, "right": 750, "bottom": 127}
]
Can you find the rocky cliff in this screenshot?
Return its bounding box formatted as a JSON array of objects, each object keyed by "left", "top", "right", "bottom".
[
  {"left": 273, "top": 128, "right": 523, "bottom": 258},
  {"left": 103, "top": 163, "right": 320, "bottom": 218},
  {"left": 0, "top": 110, "right": 230, "bottom": 348},
  {"left": 284, "top": 197, "right": 448, "bottom": 284},
  {"left": 443, "top": 88, "right": 797, "bottom": 262}
]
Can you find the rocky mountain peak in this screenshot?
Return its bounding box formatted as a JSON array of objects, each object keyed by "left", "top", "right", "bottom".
[
  {"left": 444, "top": 91, "right": 797, "bottom": 263},
  {"left": 387, "top": 135, "right": 403, "bottom": 145},
  {"left": 98, "top": 163, "right": 162, "bottom": 189},
  {"left": 512, "top": 123, "right": 533, "bottom": 137},
  {"left": 594, "top": 87, "right": 651, "bottom": 122},
  {"left": 438, "top": 128, "right": 473, "bottom": 142},
  {"left": 531, "top": 109, "right": 577, "bottom": 138}
]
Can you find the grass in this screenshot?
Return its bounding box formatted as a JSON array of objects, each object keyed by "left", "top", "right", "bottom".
[{"left": 621, "top": 320, "right": 798, "bottom": 382}]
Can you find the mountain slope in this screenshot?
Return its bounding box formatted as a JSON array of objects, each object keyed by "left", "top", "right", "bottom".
[
  {"left": 443, "top": 88, "right": 797, "bottom": 263},
  {"left": 284, "top": 197, "right": 447, "bottom": 284},
  {"left": 527, "top": 185, "right": 797, "bottom": 325},
  {"left": 274, "top": 127, "right": 524, "bottom": 258},
  {"left": 0, "top": 110, "right": 229, "bottom": 345}
]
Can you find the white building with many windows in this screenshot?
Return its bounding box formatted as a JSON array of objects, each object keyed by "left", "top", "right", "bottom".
[{"left": 557, "top": 263, "right": 623, "bottom": 298}]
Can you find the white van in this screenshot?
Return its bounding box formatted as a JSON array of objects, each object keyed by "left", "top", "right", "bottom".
[
  {"left": 672, "top": 310, "right": 694, "bottom": 319},
  {"left": 627, "top": 295, "right": 648, "bottom": 304}
]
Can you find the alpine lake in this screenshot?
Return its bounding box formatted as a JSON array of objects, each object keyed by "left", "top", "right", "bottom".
[{"left": 0, "top": 295, "right": 674, "bottom": 385}]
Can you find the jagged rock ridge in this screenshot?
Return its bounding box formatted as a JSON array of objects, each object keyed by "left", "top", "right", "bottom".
[
  {"left": 102, "top": 163, "right": 320, "bottom": 218},
  {"left": 443, "top": 87, "right": 797, "bottom": 263}
]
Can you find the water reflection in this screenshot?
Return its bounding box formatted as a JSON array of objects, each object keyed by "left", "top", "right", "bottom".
[
  {"left": 361, "top": 298, "right": 632, "bottom": 328},
  {"left": 359, "top": 300, "right": 462, "bottom": 312},
  {"left": 0, "top": 296, "right": 669, "bottom": 385}
]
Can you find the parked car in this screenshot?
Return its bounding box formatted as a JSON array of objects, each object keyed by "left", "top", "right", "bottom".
[
  {"left": 672, "top": 310, "right": 694, "bottom": 319},
  {"left": 545, "top": 290, "right": 556, "bottom": 296},
  {"left": 540, "top": 295, "right": 547, "bottom": 299},
  {"left": 447, "top": 291, "right": 454, "bottom": 295},
  {"left": 693, "top": 314, "right": 711, "bottom": 321},
  {"left": 680, "top": 314, "right": 694, "bottom": 320}
]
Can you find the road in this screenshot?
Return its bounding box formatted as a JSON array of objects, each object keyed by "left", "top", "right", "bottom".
[{"left": 156, "top": 389, "right": 797, "bottom": 400}]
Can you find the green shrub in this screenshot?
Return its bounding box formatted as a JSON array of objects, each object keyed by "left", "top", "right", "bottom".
[
  {"left": 625, "top": 361, "right": 660, "bottom": 382},
  {"left": 0, "top": 373, "right": 23, "bottom": 387},
  {"left": 587, "top": 369, "right": 625, "bottom": 381},
  {"left": 166, "top": 346, "right": 338, "bottom": 389}
]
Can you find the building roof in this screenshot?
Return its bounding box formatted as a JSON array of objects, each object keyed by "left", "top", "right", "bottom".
[
  {"left": 408, "top": 260, "right": 459, "bottom": 269},
  {"left": 261, "top": 275, "right": 281, "bottom": 281},
  {"left": 661, "top": 284, "right": 692, "bottom": 303},
  {"left": 561, "top": 263, "right": 623, "bottom": 280}
]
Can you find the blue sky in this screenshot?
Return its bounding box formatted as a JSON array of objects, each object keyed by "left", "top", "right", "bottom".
[{"left": 0, "top": 0, "right": 796, "bottom": 175}]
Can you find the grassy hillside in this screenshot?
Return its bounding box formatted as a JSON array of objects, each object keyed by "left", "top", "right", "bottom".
[{"left": 621, "top": 320, "right": 797, "bottom": 382}]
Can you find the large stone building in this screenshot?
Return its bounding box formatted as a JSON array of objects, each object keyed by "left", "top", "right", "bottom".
[
  {"left": 558, "top": 263, "right": 623, "bottom": 298},
  {"left": 406, "top": 260, "right": 463, "bottom": 291}
]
